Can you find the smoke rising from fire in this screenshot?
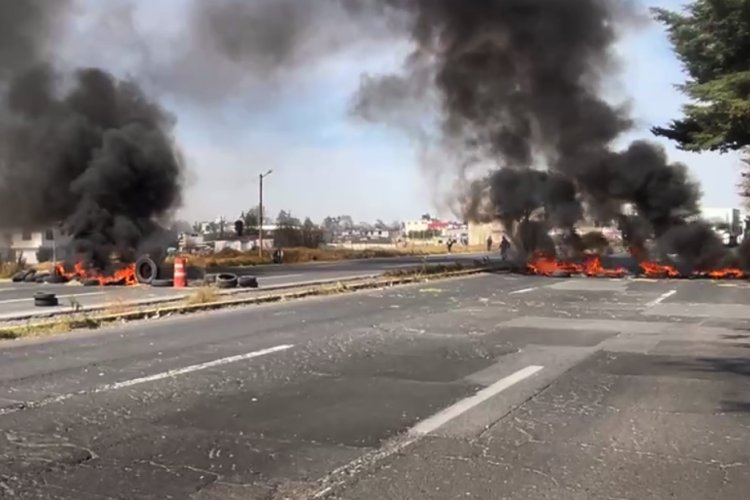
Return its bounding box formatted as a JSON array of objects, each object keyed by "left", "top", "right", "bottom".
[
  {"left": 349, "top": 0, "right": 719, "bottom": 266},
  {"left": 0, "top": 1, "right": 183, "bottom": 268},
  {"left": 0, "top": 0, "right": 732, "bottom": 272}
]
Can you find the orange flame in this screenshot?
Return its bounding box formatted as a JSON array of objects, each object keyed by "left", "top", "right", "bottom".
[
  {"left": 639, "top": 261, "right": 680, "bottom": 279},
  {"left": 527, "top": 253, "right": 626, "bottom": 278},
  {"left": 527, "top": 253, "right": 745, "bottom": 280},
  {"left": 582, "top": 255, "right": 627, "bottom": 278},
  {"left": 705, "top": 268, "right": 746, "bottom": 279},
  {"left": 54, "top": 262, "right": 137, "bottom": 286},
  {"left": 527, "top": 255, "right": 582, "bottom": 276}
]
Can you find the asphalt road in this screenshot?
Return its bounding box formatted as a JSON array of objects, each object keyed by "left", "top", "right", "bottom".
[
  {"left": 0, "top": 273, "right": 748, "bottom": 498},
  {"left": 0, "top": 252, "right": 491, "bottom": 320}
]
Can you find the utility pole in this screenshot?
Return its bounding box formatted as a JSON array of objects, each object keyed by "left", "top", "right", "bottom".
[{"left": 259, "top": 170, "right": 273, "bottom": 257}]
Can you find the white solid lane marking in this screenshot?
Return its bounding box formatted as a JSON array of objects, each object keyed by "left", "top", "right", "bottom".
[
  {"left": 311, "top": 364, "right": 545, "bottom": 498},
  {"left": 410, "top": 365, "right": 544, "bottom": 435},
  {"left": 101, "top": 344, "right": 294, "bottom": 391},
  {"left": 645, "top": 289, "right": 676, "bottom": 308},
  {"left": 0, "top": 292, "right": 106, "bottom": 305},
  {"left": 509, "top": 287, "right": 537, "bottom": 295},
  {"left": 0, "top": 344, "right": 294, "bottom": 416},
  {"left": 0, "top": 288, "right": 19, "bottom": 293}
]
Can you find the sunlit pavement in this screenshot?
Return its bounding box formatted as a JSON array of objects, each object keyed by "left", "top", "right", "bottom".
[
  {"left": 0, "top": 273, "right": 748, "bottom": 498},
  {"left": 0, "top": 252, "right": 496, "bottom": 320}
]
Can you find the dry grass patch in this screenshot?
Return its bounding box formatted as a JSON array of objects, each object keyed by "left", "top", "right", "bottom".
[
  {"left": 179, "top": 245, "right": 486, "bottom": 269},
  {"left": 103, "top": 298, "right": 135, "bottom": 316},
  {"left": 0, "top": 261, "right": 25, "bottom": 279},
  {"left": 185, "top": 287, "right": 220, "bottom": 306}
]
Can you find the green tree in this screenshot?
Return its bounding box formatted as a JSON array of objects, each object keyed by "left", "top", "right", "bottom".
[
  {"left": 652, "top": 1, "right": 750, "bottom": 152},
  {"left": 276, "top": 210, "right": 301, "bottom": 227},
  {"left": 241, "top": 208, "right": 260, "bottom": 229},
  {"left": 301, "top": 217, "right": 324, "bottom": 248}
]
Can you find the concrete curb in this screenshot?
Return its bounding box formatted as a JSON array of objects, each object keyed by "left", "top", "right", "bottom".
[
  {"left": 0, "top": 274, "right": 382, "bottom": 323},
  {"left": 0, "top": 267, "right": 492, "bottom": 338}
]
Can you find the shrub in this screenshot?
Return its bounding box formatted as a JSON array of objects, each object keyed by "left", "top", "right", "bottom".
[{"left": 0, "top": 259, "right": 25, "bottom": 279}]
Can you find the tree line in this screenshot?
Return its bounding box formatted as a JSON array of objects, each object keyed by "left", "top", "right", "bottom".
[{"left": 653, "top": 0, "right": 750, "bottom": 207}]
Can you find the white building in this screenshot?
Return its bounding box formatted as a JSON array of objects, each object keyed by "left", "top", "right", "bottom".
[
  {"left": 7, "top": 228, "right": 70, "bottom": 264},
  {"left": 700, "top": 207, "right": 744, "bottom": 226},
  {"left": 403, "top": 220, "right": 431, "bottom": 234}
]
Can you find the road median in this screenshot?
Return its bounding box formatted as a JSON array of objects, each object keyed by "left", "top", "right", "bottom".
[{"left": 0, "top": 264, "right": 496, "bottom": 341}]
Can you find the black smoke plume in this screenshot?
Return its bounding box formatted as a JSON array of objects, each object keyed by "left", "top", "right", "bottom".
[
  {"left": 353, "top": 0, "right": 715, "bottom": 267},
  {"left": 0, "top": 2, "right": 183, "bottom": 269}
]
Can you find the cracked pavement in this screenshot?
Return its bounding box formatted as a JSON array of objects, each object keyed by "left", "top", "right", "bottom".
[{"left": 0, "top": 272, "right": 749, "bottom": 498}]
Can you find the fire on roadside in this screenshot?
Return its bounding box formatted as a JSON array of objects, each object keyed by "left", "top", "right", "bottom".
[
  {"left": 526, "top": 254, "right": 626, "bottom": 278},
  {"left": 526, "top": 253, "right": 746, "bottom": 279},
  {"left": 55, "top": 262, "right": 138, "bottom": 286}
]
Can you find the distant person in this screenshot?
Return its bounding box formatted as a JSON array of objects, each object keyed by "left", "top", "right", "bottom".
[
  {"left": 500, "top": 235, "right": 511, "bottom": 261},
  {"left": 447, "top": 238, "right": 455, "bottom": 253},
  {"left": 486, "top": 236, "right": 493, "bottom": 252}
]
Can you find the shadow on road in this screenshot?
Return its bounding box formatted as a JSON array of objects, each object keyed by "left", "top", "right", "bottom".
[{"left": 664, "top": 355, "right": 750, "bottom": 414}]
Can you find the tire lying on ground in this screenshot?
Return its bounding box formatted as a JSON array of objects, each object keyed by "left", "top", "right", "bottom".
[
  {"left": 23, "top": 270, "right": 38, "bottom": 283},
  {"left": 237, "top": 275, "right": 259, "bottom": 288},
  {"left": 44, "top": 274, "right": 69, "bottom": 284},
  {"left": 11, "top": 270, "right": 33, "bottom": 283},
  {"left": 150, "top": 278, "right": 173, "bottom": 288},
  {"left": 135, "top": 255, "right": 159, "bottom": 285},
  {"left": 33, "top": 291, "right": 59, "bottom": 307},
  {"left": 34, "top": 272, "right": 50, "bottom": 283},
  {"left": 216, "top": 273, "right": 238, "bottom": 289},
  {"left": 81, "top": 278, "right": 100, "bottom": 287}
]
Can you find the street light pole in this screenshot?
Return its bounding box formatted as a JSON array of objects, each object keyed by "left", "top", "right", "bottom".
[{"left": 258, "top": 170, "right": 273, "bottom": 257}]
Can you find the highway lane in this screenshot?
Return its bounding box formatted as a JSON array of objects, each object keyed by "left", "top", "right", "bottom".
[
  {"left": 0, "top": 252, "right": 494, "bottom": 320},
  {"left": 0, "top": 273, "right": 748, "bottom": 498}
]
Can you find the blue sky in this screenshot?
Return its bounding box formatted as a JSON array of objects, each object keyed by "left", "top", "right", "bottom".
[{"left": 64, "top": 0, "right": 742, "bottom": 224}]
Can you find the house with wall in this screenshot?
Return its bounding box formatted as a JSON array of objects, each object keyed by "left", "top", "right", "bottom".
[
  {"left": 7, "top": 228, "right": 70, "bottom": 264},
  {"left": 468, "top": 221, "right": 506, "bottom": 247}
]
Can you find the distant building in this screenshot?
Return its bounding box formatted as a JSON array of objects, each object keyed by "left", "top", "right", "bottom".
[
  {"left": 212, "top": 225, "right": 279, "bottom": 253},
  {"left": 7, "top": 228, "right": 70, "bottom": 264},
  {"left": 403, "top": 220, "right": 431, "bottom": 234},
  {"left": 468, "top": 221, "right": 505, "bottom": 247}
]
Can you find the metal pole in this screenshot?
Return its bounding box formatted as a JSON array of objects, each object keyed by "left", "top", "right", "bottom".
[
  {"left": 52, "top": 230, "right": 56, "bottom": 269},
  {"left": 258, "top": 173, "right": 263, "bottom": 257}
]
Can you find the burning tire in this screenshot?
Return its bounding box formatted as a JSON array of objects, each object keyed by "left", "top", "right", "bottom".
[
  {"left": 33, "top": 292, "right": 58, "bottom": 307},
  {"left": 150, "top": 278, "right": 173, "bottom": 288},
  {"left": 238, "top": 275, "right": 258, "bottom": 288},
  {"left": 216, "top": 273, "right": 238, "bottom": 289},
  {"left": 135, "top": 256, "right": 159, "bottom": 284}
]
